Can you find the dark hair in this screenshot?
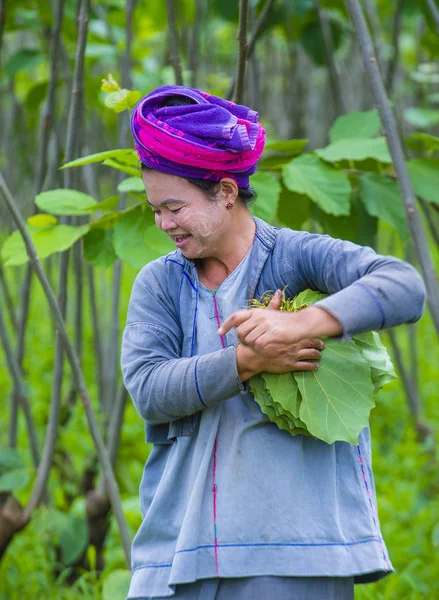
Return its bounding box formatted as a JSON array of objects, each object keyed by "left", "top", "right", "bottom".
[{"left": 141, "top": 94, "right": 257, "bottom": 205}]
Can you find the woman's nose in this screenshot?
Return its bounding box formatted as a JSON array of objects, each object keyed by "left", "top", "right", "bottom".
[{"left": 160, "top": 215, "right": 177, "bottom": 232}]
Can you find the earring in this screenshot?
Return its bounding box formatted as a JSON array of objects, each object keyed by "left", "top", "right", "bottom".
[{"left": 226, "top": 202, "right": 234, "bottom": 210}]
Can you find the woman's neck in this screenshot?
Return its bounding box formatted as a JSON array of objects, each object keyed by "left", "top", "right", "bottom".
[{"left": 196, "top": 209, "right": 255, "bottom": 288}]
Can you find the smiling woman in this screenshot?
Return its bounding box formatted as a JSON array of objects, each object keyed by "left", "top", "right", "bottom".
[{"left": 120, "top": 85, "right": 426, "bottom": 600}]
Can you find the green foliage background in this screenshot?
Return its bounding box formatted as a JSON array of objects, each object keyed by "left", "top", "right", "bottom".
[{"left": 1, "top": 0, "right": 439, "bottom": 598}]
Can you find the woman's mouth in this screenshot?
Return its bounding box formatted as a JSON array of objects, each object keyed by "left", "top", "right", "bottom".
[{"left": 173, "top": 234, "right": 192, "bottom": 247}]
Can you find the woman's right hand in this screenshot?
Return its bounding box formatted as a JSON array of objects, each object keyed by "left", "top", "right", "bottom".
[{"left": 235, "top": 291, "right": 324, "bottom": 382}]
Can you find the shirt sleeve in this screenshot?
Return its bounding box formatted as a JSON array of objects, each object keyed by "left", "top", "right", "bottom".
[
  {"left": 121, "top": 263, "right": 244, "bottom": 424},
  {"left": 287, "top": 232, "right": 426, "bottom": 339}
]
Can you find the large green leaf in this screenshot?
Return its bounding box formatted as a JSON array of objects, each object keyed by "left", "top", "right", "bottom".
[
  {"left": 264, "top": 139, "right": 308, "bottom": 154},
  {"left": 144, "top": 225, "right": 175, "bottom": 256},
  {"left": 61, "top": 148, "right": 136, "bottom": 169},
  {"left": 407, "top": 158, "right": 439, "bottom": 205},
  {"left": 117, "top": 177, "right": 145, "bottom": 193},
  {"left": 282, "top": 154, "right": 351, "bottom": 216},
  {"left": 353, "top": 332, "right": 396, "bottom": 393},
  {"left": 276, "top": 187, "right": 310, "bottom": 230},
  {"left": 316, "top": 137, "right": 391, "bottom": 163},
  {"left": 359, "top": 173, "right": 408, "bottom": 239},
  {"left": 295, "top": 340, "right": 375, "bottom": 444},
  {"left": 6, "top": 49, "right": 42, "bottom": 77},
  {"left": 404, "top": 107, "right": 439, "bottom": 129},
  {"left": 35, "top": 189, "right": 97, "bottom": 215},
  {"left": 0, "top": 448, "right": 25, "bottom": 471},
  {"left": 329, "top": 109, "right": 381, "bottom": 143},
  {"left": 83, "top": 229, "right": 118, "bottom": 268},
  {"left": 1, "top": 225, "right": 90, "bottom": 266},
  {"left": 249, "top": 171, "right": 281, "bottom": 222},
  {"left": 113, "top": 206, "right": 159, "bottom": 269}
]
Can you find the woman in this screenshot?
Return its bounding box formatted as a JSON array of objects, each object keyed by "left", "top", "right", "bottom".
[{"left": 121, "top": 85, "right": 426, "bottom": 600}]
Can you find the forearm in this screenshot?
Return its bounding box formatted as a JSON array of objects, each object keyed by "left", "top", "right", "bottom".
[{"left": 122, "top": 343, "right": 244, "bottom": 423}]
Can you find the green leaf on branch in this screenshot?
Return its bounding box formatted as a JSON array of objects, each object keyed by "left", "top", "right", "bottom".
[
  {"left": 0, "top": 469, "right": 30, "bottom": 492},
  {"left": 6, "top": 49, "right": 42, "bottom": 78},
  {"left": 83, "top": 229, "right": 118, "bottom": 268},
  {"left": 144, "top": 226, "right": 175, "bottom": 256},
  {"left": 276, "top": 187, "right": 310, "bottom": 230},
  {"left": 0, "top": 448, "right": 25, "bottom": 471},
  {"left": 316, "top": 137, "right": 391, "bottom": 163},
  {"left": 27, "top": 214, "right": 58, "bottom": 227},
  {"left": 104, "top": 89, "right": 142, "bottom": 113},
  {"left": 117, "top": 177, "right": 144, "bottom": 193},
  {"left": 113, "top": 206, "right": 159, "bottom": 269},
  {"left": 405, "top": 133, "right": 439, "bottom": 156},
  {"left": 329, "top": 109, "right": 381, "bottom": 142},
  {"left": 249, "top": 171, "right": 281, "bottom": 222},
  {"left": 102, "top": 158, "right": 140, "bottom": 177},
  {"left": 61, "top": 149, "right": 136, "bottom": 169},
  {"left": 295, "top": 340, "right": 375, "bottom": 444},
  {"left": 282, "top": 153, "right": 351, "bottom": 216},
  {"left": 35, "top": 189, "right": 97, "bottom": 215},
  {"left": 359, "top": 173, "right": 409, "bottom": 239},
  {"left": 264, "top": 139, "right": 308, "bottom": 154},
  {"left": 89, "top": 195, "right": 121, "bottom": 212},
  {"left": 1, "top": 225, "right": 90, "bottom": 267},
  {"left": 407, "top": 158, "right": 439, "bottom": 205},
  {"left": 404, "top": 107, "right": 439, "bottom": 129},
  {"left": 353, "top": 332, "right": 397, "bottom": 394}
]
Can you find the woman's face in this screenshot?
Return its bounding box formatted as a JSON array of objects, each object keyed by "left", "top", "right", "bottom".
[{"left": 142, "top": 170, "right": 227, "bottom": 260}]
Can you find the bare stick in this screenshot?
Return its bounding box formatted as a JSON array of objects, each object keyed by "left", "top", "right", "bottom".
[
  {"left": 315, "top": 0, "right": 346, "bottom": 115},
  {"left": 426, "top": 0, "right": 439, "bottom": 34},
  {"left": 235, "top": 0, "right": 250, "bottom": 104},
  {"left": 87, "top": 264, "right": 105, "bottom": 406},
  {"left": 189, "top": 0, "right": 204, "bottom": 87},
  {"left": 227, "top": 0, "right": 275, "bottom": 101},
  {"left": 0, "top": 173, "right": 132, "bottom": 566},
  {"left": 345, "top": 0, "right": 439, "bottom": 337},
  {"left": 165, "top": 0, "right": 184, "bottom": 85},
  {"left": 0, "top": 0, "right": 6, "bottom": 57},
  {"left": 0, "top": 300, "right": 40, "bottom": 467},
  {"left": 385, "top": 0, "right": 404, "bottom": 95},
  {"left": 0, "top": 263, "right": 17, "bottom": 330}
]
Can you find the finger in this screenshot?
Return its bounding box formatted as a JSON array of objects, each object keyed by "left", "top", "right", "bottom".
[
  {"left": 291, "top": 361, "right": 320, "bottom": 371},
  {"left": 241, "top": 325, "right": 267, "bottom": 346},
  {"left": 299, "top": 338, "right": 325, "bottom": 350},
  {"left": 297, "top": 348, "right": 322, "bottom": 360},
  {"left": 218, "top": 309, "right": 252, "bottom": 335},
  {"left": 235, "top": 319, "right": 259, "bottom": 341},
  {"left": 266, "top": 289, "right": 282, "bottom": 311}
]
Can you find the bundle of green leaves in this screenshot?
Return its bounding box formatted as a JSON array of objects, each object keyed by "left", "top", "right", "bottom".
[{"left": 249, "top": 290, "right": 397, "bottom": 445}]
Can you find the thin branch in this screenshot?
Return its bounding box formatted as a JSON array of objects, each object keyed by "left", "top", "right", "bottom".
[
  {"left": 228, "top": 0, "right": 275, "bottom": 100},
  {"left": 0, "top": 173, "right": 132, "bottom": 567},
  {"left": 0, "top": 263, "right": 17, "bottom": 330},
  {"left": 107, "top": 385, "right": 128, "bottom": 469},
  {"left": 385, "top": 0, "right": 404, "bottom": 95},
  {"left": 315, "top": 0, "right": 346, "bottom": 116},
  {"left": 0, "top": 299, "right": 40, "bottom": 467},
  {"left": 234, "top": 0, "right": 250, "bottom": 104},
  {"left": 165, "top": 0, "right": 184, "bottom": 85},
  {"left": 426, "top": 0, "right": 439, "bottom": 34},
  {"left": 189, "top": 0, "right": 204, "bottom": 87},
  {"left": 0, "top": 0, "right": 6, "bottom": 57},
  {"left": 345, "top": 0, "right": 439, "bottom": 338},
  {"left": 87, "top": 265, "right": 105, "bottom": 407}
]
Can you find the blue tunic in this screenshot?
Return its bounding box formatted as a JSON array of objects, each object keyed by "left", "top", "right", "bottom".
[{"left": 123, "top": 224, "right": 411, "bottom": 598}]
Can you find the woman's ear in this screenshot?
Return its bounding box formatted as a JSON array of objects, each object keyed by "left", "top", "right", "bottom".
[{"left": 219, "top": 178, "right": 239, "bottom": 205}]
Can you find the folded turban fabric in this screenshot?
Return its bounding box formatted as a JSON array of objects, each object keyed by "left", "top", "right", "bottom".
[{"left": 130, "top": 85, "right": 266, "bottom": 188}]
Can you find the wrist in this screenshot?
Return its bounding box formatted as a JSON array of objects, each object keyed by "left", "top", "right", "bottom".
[{"left": 236, "top": 343, "right": 261, "bottom": 382}]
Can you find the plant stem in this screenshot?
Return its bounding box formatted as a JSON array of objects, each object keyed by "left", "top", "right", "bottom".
[
  {"left": 345, "top": 0, "right": 439, "bottom": 338},
  {"left": 0, "top": 173, "right": 132, "bottom": 567},
  {"left": 315, "top": 0, "right": 346, "bottom": 115},
  {"left": 0, "top": 300, "right": 40, "bottom": 466},
  {"left": 0, "top": 0, "right": 6, "bottom": 57},
  {"left": 228, "top": 0, "right": 275, "bottom": 101},
  {"left": 165, "top": 0, "right": 184, "bottom": 85},
  {"left": 385, "top": 0, "right": 404, "bottom": 95},
  {"left": 0, "top": 263, "right": 17, "bottom": 330},
  {"left": 234, "top": 0, "right": 250, "bottom": 104},
  {"left": 426, "top": 0, "right": 439, "bottom": 34},
  {"left": 189, "top": 0, "right": 204, "bottom": 87}
]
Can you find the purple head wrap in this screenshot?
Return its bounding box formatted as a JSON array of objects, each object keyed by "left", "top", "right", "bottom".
[{"left": 130, "top": 85, "right": 266, "bottom": 188}]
